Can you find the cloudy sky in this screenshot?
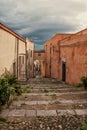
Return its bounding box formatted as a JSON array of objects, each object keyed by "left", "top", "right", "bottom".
[{"left": 0, "top": 0, "right": 87, "bottom": 50}]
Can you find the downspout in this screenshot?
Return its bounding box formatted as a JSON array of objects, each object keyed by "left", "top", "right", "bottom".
[
  {"left": 33, "top": 44, "right": 35, "bottom": 77},
  {"left": 50, "top": 43, "right": 52, "bottom": 77},
  {"left": 17, "top": 38, "right": 19, "bottom": 79},
  {"left": 45, "top": 44, "right": 47, "bottom": 77},
  {"left": 25, "top": 41, "right": 27, "bottom": 81},
  {"left": 58, "top": 40, "right": 61, "bottom": 79}
]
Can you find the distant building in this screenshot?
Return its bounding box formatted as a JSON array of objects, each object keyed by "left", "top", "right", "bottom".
[
  {"left": 34, "top": 50, "right": 45, "bottom": 77},
  {"left": 0, "top": 23, "right": 34, "bottom": 81}
]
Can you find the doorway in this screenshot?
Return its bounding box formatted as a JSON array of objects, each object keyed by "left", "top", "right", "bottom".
[
  {"left": 18, "top": 54, "right": 26, "bottom": 80},
  {"left": 62, "top": 61, "right": 66, "bottom": 82}
]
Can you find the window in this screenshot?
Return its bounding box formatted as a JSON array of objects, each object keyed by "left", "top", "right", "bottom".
[
  {"left": 19, "top": 55, "right": 24, "bottom": 64},
  {"left": 53, "top": 46, "right": 55, "bottom": 54},
  {"left": 38, "top": 53, "right": 41, "bottom": 56},
  {"left": 13, "top": 62, "right": 16, "bottom": 76},
  {"left": 31, "top": 51, "right": 32, "bottom": 57},
  {"left": 22, "top": 56, "right": 24, "bottom": 64}
]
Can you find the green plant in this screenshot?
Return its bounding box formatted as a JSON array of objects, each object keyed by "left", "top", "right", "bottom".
[
  {"left": 36, "top": 116, "right": 43, "bottom": 121},
  {"left": 61, "top": 115, "right": 66, "bottom": 119},
  {"left": 22, "top": 87, "right": 31, "bottom": 93},
  {"left": 81, "top": 121, "right": 87, "bottom": 130},
  {"left": 52, "top": 93, "right": 56, "bottom": 96},
  {"left": 0, "top": 78, "right": 11, "bottom": 106},
  {"left": 44, "top": 88, "right": 49, "bottom": 93},
  {"left": 81, "top": 76, "right": 87, "bottom": 89},
  {"left": 13, "top": 96, "right": 18, "bottom": 101},
  {"left": 24, "top": 96, "right": 28, "bottom": 98},
  {"left": 4, "top": 74, "right": 18, "bottom": 85},
  {"left": 4, "top": 74, "right": 22, "bottom": 95},
  {"left": 0, "top": 117, "right": 6, "bottom": 122},
  {"left": 76, "top": 83, "right": 83, "bottom": 88},
  {"left": 20, "top": 102, "right": 26, "bottom": 106},
  {"left": 45, "top": 93, "right": 49, "bottom": 96},
  {"left": 0, "top": 73, "right": 21, "bottom": 108}
]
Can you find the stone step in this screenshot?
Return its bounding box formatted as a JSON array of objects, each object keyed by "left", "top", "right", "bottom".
[
  {"left": 14, "top": 103, "right": 87, "bottom": 111},
  {"left": 0, "top": 109, "right": 87, "bottom": 117},
  {"left": 30, "top": 88, "right": 85, "bottom": 93},
  {"left": 12, "top": 99, "right": 87, "bottom": 107},
  {"left": 30, "top": 87, "right": 84, "bottom": 90},
  {"left": 22, "top": 91, "right": 87, "bottom": 96},
  {"left": 29, "top": 87, "right": 79, "bottom": 89}
]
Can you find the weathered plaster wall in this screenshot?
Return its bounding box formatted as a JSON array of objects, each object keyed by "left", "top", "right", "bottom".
[
  {"left": 26, "top": 38, "right": 34, "bottom": 78},
  {"left": 0, "top": 28, "right": 16, "bottom": 75},
  {"left": 44, "top": 34, "right": 72, "bottom": 78},
  {"left": 59, "top": 30, "right": 87, "bottom": 84}
]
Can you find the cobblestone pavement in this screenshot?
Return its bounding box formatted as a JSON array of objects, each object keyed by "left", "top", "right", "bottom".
[{"left": 0, "top": 77, "right": 87, "bottom": 130}]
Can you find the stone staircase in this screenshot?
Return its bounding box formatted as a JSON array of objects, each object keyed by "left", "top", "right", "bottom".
[{"left": 0, "top": 78, "right": 87, "bottom": 117}]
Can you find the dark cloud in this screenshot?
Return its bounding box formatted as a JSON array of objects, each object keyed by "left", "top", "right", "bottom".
[{"left": 0, "top": 0, "right": 87, "bottom": 50}]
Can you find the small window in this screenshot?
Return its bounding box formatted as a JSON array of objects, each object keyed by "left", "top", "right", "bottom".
[
  {"left": 53, "top": 46, "right": 55, "bottom": 54},
  {"left": 38, "top": 53, "right": 41, "bottom": 56},
  {"left": 19, "top": 56, "right": 24, "bottom": 64},
  {"left": 31, "top": 51, "right": 32, "bottom": 57},
  {"left": 22, "top": 56, "right": 24, "bottom": 64},
  {"left": 19, "top": 56, "right": 21, "bottom": 64},
  {"left": 13, "top": 62, "right": 16, "bottom": 76}
]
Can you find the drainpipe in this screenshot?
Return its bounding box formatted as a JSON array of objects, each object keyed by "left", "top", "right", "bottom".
[
  {"left": 17, "top": 38, "right": 19, "bottom": 79},
  {"left": 58, "top": 40, "right": 60, "bottom": 79},
  {"left": 25, "top": 41, "right": 27, "bottom": 81},
  {"left": 50, "top": 43, "right": 52, "bottom": 77}
]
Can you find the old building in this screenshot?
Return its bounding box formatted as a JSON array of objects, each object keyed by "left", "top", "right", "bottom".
[
  {"left": 0, "top": 23, "right": 34, "bottom": 81},
  {"left": 59, "top": 29, "right": 87, "bottom": 84},
  {"left": 34, "top": 50, "right": 45, "bottom": 77},
  {"left": 44, "top": 34, "right": 72, "bottom": 78},
  {"left": 44, "top": 28, "right": 87, "bottom": 85}
]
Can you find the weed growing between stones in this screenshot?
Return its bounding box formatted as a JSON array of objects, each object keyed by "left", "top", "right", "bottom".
[
  {"left": 20, "top": 103, "right": 26, "bottom": 106},
  {"left": 22, "top": 87, "right": 31, "bottom": 93},
  {"left": 44, "top": 88, "right": 49, "bottom": 93},
  {"left": 0, "top": 117, "right": 6, "bottom": 122},
  {"left": 80, "top": 121, "right": 87, "bottom": 130}
]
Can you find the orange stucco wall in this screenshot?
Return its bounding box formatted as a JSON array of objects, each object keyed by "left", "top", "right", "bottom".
[
  {"left": 44, "top": 34, "right": 72, "bottom": 78},
  {"left": 59, "top": 29, "right": 87, "bottom": 84},
  {"left": 44, "top": 29, "right": 87, "bottom": 84}
]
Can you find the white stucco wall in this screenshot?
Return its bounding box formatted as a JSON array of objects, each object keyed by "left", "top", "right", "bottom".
[
  {"left": 19, "top": 40, "right": 26, "bottom": 54},
  {"left": 18, "top": 40, "right": 26, "bottom": 80},
  {"left": 0, "top": 28, "right": 16, "bottom": 75}
]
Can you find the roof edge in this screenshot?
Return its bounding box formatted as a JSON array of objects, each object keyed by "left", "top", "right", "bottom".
[{"left": 0, "top": 23, "right": 26, "bottom": 43}]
